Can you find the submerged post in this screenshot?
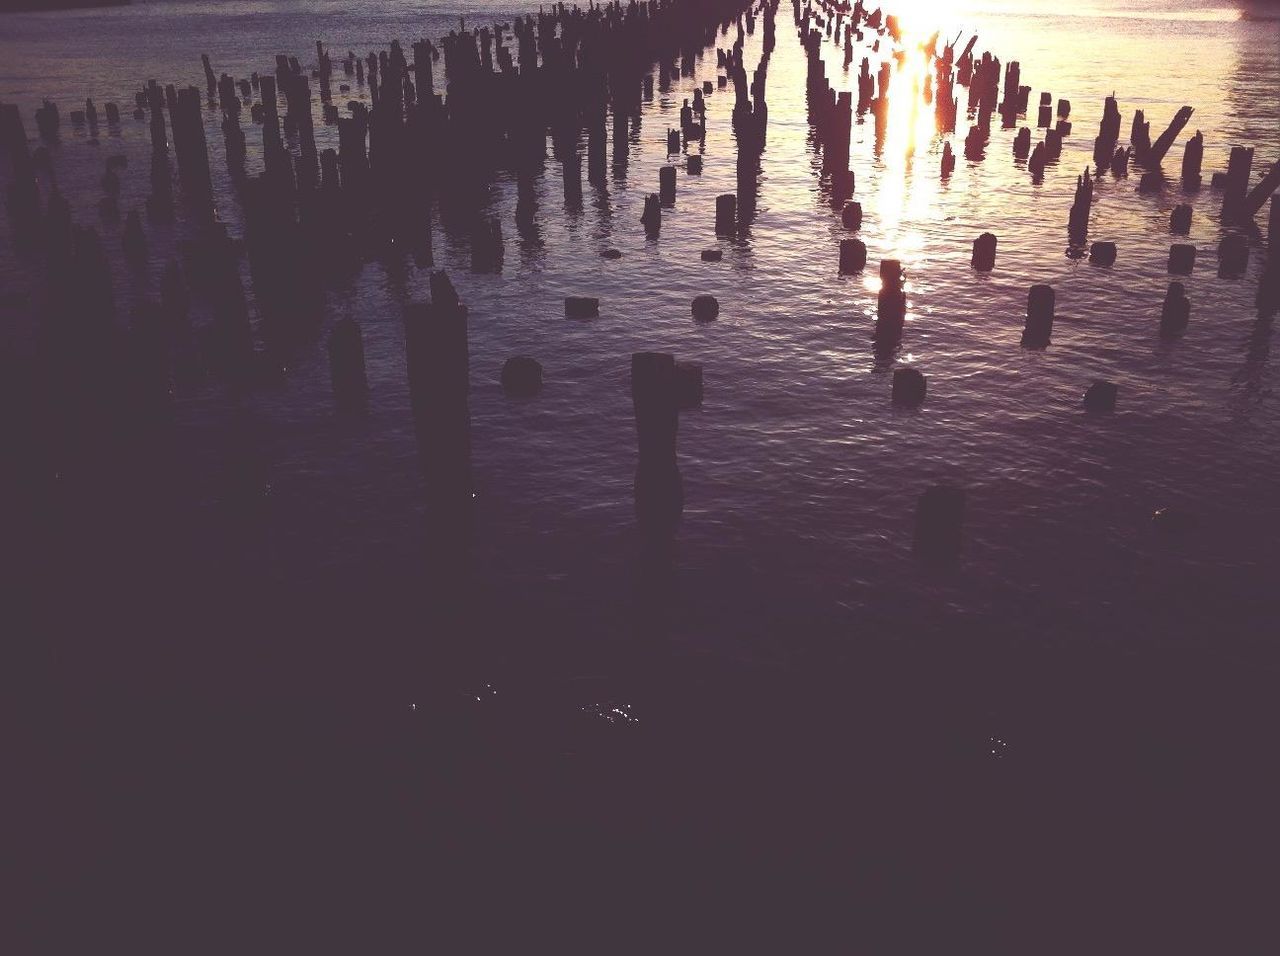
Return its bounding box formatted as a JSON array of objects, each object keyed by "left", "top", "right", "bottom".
[{"left": 631, "top": 352, "right": 683, "bottom": 527}]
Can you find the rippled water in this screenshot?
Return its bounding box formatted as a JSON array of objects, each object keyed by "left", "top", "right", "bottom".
[
  {"left": 4, "top": 0, "right": 1280, "bottom": 684},
  {"left": 7, "top": 0, "right": 1280, "bottom": 945}
]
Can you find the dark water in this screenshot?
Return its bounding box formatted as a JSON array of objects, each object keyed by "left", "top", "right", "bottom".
[{"left": 5, "top": 0, "right": 1279, "bottom": 948}]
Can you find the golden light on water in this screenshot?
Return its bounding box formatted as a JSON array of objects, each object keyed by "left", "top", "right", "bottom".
[{"left": 869, "top": 23, "right": 948, "bottom": 271}]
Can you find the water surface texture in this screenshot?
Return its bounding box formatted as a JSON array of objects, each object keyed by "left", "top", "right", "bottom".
[
  {"left": 4, "top": 0, "right": 1279, "bottom": 673},
  {"left": 6, "top": 0, "right": 1280, "bottom": 947}
]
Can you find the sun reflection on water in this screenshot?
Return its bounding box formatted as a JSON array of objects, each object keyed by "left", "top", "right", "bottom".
[{"left": 871, "top": 25, "right": 949, "bottom": 266}]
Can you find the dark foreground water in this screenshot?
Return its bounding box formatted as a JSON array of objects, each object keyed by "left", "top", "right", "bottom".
[{"left": 5, "top": 0, "right": 1280, "bottom": 949}]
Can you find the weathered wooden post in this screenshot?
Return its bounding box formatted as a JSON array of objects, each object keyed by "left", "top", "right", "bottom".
[
  {"left": 1022, "top": 284, "right": 1054, "bottom": 347},
  {"left": 715, "top": 193, "right": 737, "bottom": 235},
  {"left": 891, "top": 367, "right": 926, "bottom": 407},
  {"left": 972, "top": 232, "right": 997, "bottom": 271},
  {"left": 1160, "top": 281, "right": 1190, "bottom": 338},
  {"left": 659, "top": 164, "right": 676, "bottom": 206},
  {"left": 631, "top": 351, "right": 683, "bottom": 527},
  {"left": 642, "top": 193, "right": 661, "bottom": 236},
  {"left": 563, "top": 146, "right": 582, "bottom": 209},
  {"left": 1083, "top": 380, "right": 1117, "bottom": 413},
  {"left": 565, "top": 297, "right": 600, "bottom": 319},
  {"left": 1013, "top": 127, "right": 1030, "bottom": 159},
  {"left": 1168, "top": 243, "right": 1196, "bottom": 275},
  {"left": 1089, "top": 241, "right": 1117, "bottom": 266},
  {"left": 404, "top": 271, "right": 471, "bottom": 507},
  {"left": 1143, "top": 106, "right": 1193, "bottom": 166},
  {"left": 1037, "top": 92, "right": 1052, "bottom": 128},
  {"left": 1028, "top": 142, "right": 1046, "bottom": 178},
  {"left": 839, "top": 238, "right": 866, "bottom": 274},
  {"left": 1221, "top": 145, "right": 1253, "bottom": 222},
  {"left": 1068, "top": 168, "right": 1092, "bottom": 240},
  {"left": 1181, "top": 130, "right": 1203, "bottom": 188},
  {"left": 691, "top": 295, "right": 719, "bottom": 321}
]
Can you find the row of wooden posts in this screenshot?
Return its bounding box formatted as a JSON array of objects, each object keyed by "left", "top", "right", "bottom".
[
  {"left": 2, "top": 0, "right": 1277, "bottom": 556},
  {"left": 797, "top": 0, "right": 1278, "bottom": 549}
]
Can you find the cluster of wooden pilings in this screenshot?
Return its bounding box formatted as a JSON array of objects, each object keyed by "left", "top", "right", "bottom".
[
  {"left": 0, "top": 0, "right": 782, "bottom": 535},
  {"left": 788, "top": 0, "right": 1279, "bottom": 554},
  {"left": 2, "top": 0, "right": 1278, "bottom": 561},
  {"left": 795, "top": 0, "right": 1279, "bottom": 333}
]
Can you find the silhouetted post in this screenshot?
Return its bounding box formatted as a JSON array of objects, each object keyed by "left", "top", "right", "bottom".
[
  {"left": 892, "top": 367, "right": 926, "bottom": 407},
  {"left": 1181, "top": 130, "right": 1203, "bottom": 188},
  {"left": 588, "top": 111, "right": 607, "bottom": 187},
  {"left": 1089, "top": 241, "right": 1117, "bottom": 266},
  {"left": 1093, "top": 94, "right": 1121, "bottom": 170},
  {"left": 1168, "top": 243, "right": 1196, "bottom": 275},
  {"left": 1144, "top": 106, "right": 1193, "bottom": 166},
  {"left": 1160, "top": 281, "right": 1190, "bottom": 338},
  {"left": 565, "top": 297, "right": 600, "bottom": 318},
  {"left": 659, "top": 164, "right": 676, "bottom": 206},
  {"left": 715, "top": 193, "right": 737, "bottom": 235},
  {"left": 1023, "top": 284, "right": 1054, "bottom": 347},
  {"left": 1028, "top": 142, "right": 1046, "bottom": 178},
  {"left": 1131, "top": 109, "right": 1150, "bottom": 159},
  {"left": 631, "top": 352, "right": 682, "bottom": 527},
  {"left": 404, "top": 271, "right": 471, "bottom": 507},
  {"left": 972, "top": 232, "right": 997, "bottom": 271},
  {"left": 1068, "top": 168, "right": 1092, "bottom": 241},
  {"left": 1110, "top": 146, "right": 1130, "bottom": 177},
  {"left": 691, "top": 295, "right": 719, "bottom": 321},
  {"left": 1045, "top": 128, "right": 1062, "bottom": 162},
  {"left": 1240, "top": 157, "right": 1280, "bottom": 223},
  {"left": 876, "top": 259, "right": 907, "bottom": 350},
  {"left": 1221, "top": 146, "right": 1253, "bottom": 222},
  {"left": 642, "top": 193, "right": 661, "bottom": 236},
  {"left": 1013, "top": 127, "right": 1030, "bottom": 159},
  {"left": 613, "top": 108, "right": 629, "bottom": 175},
  {"left": 1083, "top": 380, "right": 1117, "bottom": 413},
  {"left": 839, "top": 238, "right": 866, "bottom": 274},
  {"left": 841, "top": 200, "right": 862, "bottom": 230},
  {"left": 1171, "top": 203, "right": 1192, "bottom": 234}
]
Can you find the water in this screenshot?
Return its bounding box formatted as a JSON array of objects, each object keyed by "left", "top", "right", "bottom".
[{"left": 6, "top": 1, "right": 1280, "bottom": 944}]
